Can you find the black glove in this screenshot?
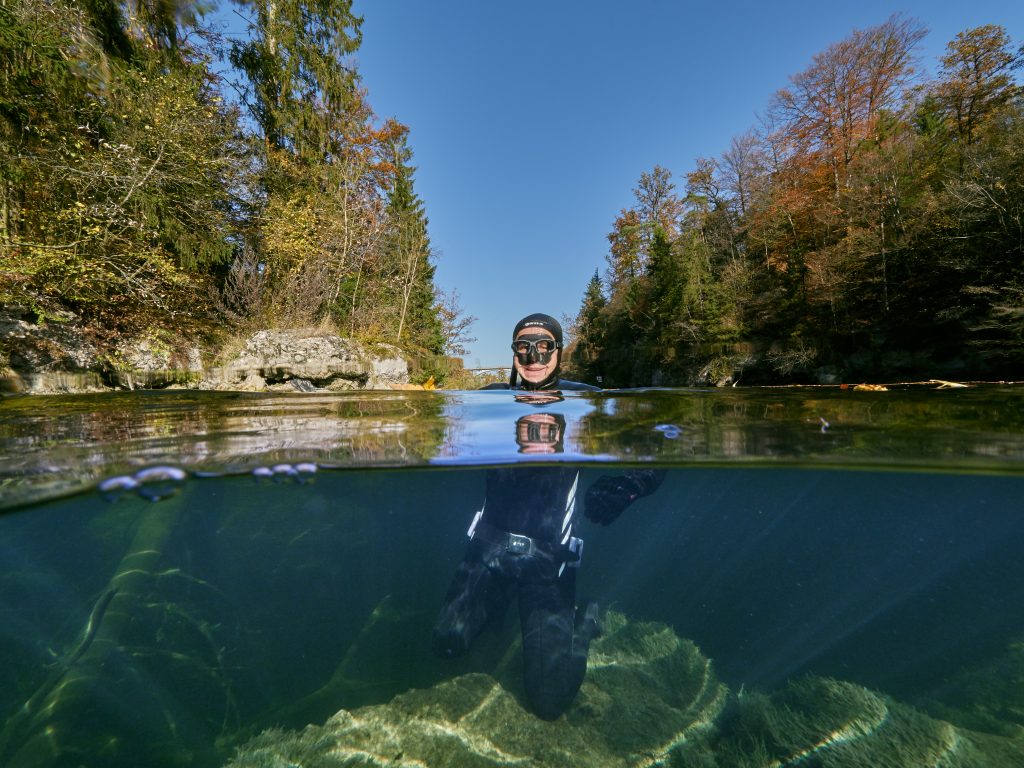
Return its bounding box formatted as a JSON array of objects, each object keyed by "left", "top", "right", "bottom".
[{"left": 584, "top": 475, "right": 642, "bottom": 526}]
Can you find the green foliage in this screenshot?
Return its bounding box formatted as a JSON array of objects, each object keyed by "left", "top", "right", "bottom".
[
  {"left": 0, "top": 0, "right": 239, "bottom": 331},
  {"left": 229, "top": 0, "right": 363, "bottom": 156},
  {"left": 572, "top": 21, "right": 1024, "bottom": 385},
  {"left": 0, "top": 0, "right": 452, "bottom": 357},
  {"left": 375, "top": 132, "right": 445, "bottom": 354},
  {"left": 564, "top": 270, "right": 608, "bottom": 383}
]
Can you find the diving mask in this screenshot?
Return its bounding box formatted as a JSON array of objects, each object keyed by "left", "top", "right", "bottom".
[{"left": 512, "top": 335, "right": 559, "bottom": 365}]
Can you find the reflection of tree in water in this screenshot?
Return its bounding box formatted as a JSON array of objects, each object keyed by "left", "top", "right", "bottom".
[
  {"left": 571, "top": 387, "right": 1024, "bottom": 466},
  {"left": 0, "top": 392, "right": 450, "bottom": 507}
]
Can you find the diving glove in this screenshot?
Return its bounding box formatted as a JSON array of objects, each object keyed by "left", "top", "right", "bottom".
[{"left": 584, "top": 475, "right": 642, "bottom": 525}]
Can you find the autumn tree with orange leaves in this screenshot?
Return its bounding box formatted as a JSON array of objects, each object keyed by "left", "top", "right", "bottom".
[
  {"left": 566, "top": 20, "right": 1024, "bottom": 387},
  {"left": 226, "top": 0, "right": 444, "bottom": 348},
  {"left": 934, "top": 24, "right": 1023, "bottom": 151}
]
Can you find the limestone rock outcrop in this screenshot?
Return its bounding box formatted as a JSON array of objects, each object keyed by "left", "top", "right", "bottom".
[
  {"left": 0, "top": 309, "right": 411, "bottom": 393},
  {"left": 207, "top": 330, "right": 409, "bottom": 391},
  {"left": 0, "top": 308, "right": 106, "bottom": 393}
]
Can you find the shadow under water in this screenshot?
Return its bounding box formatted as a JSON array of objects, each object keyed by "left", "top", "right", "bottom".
[{"left": 1, "top": 386, "right": 1024, "bottom": 766}]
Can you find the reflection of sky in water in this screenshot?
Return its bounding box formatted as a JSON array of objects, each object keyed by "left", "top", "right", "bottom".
[
  {"left": 3, "top": 386, "right": 1024, "bottom": 508},
  {"left": 436, "top": 390, "right": 612, "bottom": 463}
]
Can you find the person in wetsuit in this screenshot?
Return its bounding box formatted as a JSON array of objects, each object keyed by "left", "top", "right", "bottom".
[{"left": 432, "top": 313, "right": 664, "bottom": 719}]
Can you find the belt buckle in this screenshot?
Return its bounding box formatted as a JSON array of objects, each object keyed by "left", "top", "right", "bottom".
[{"left": 506, "top": 533, "right": 534, "bottom": 556}]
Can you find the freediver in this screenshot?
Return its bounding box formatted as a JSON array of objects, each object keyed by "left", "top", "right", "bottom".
[{"left": 432, "top": 313, "right": 665, "bottom": 720}]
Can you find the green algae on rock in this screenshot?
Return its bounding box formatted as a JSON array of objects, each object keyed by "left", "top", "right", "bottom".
[
  {"left": 225, "top": 612, "right": 728, "bottom": 768},
  {"left": 225, "top": 614, "right": 1024, "bottom": 768},
  {"left": 671, "top": 676, "right": 1024, "bottom": 768}
]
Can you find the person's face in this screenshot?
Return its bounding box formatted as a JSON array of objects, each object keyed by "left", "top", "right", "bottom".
[{"left": 513, "top": 329, "right": 559, "bottom": 386}]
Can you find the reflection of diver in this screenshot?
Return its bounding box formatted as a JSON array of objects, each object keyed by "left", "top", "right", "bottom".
[
  {"left": 433, "top": 313, "right": 665, "bottom": 719},
  {"left": 515, "top": 412, "right": 566, "bottom": 454}
]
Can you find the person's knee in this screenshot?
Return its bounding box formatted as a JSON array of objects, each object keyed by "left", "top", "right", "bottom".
[
  {"left": 524, "top": 687, "right": 573, "bottom": 720},
  {"left": 522, "top": 663, "right": 578, "bottom": 720}
]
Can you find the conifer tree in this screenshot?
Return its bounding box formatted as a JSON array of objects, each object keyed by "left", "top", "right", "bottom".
[
  {"left": 229, "top": 0, "right": 363, "bottom": 158},
  {"left": 383, "top": 131, "right": 443, "bottom": 354},
  {"left": 566, "top": 270, "right": 607, "bottom": 382}
]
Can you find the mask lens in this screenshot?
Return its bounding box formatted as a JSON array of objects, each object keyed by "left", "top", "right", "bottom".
[
  {"left": 517, "top": 418, "right": 560, "bottom": 447},
  {"left": 525, "top": 422, "right": 558, "bottom": 443},
  {"left": 511, "top": 337, "right": 558, "bottom": 364}
]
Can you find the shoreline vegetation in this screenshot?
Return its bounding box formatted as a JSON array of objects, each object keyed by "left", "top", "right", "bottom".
[
  {"left": 0, "top": 0, "right": 478, "bottom": 390},
  {"left": 1, "top": 6, "right": 1022, "bottom": 391},
  {"left": 562, "top": 17, "right": 1024, "bottom": 388}
]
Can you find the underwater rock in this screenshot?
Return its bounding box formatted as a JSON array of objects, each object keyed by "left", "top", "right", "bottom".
[
  {"left": 671, "top": 675, "right": 1024, "bottom": 767},
  {"left": 225, "top": 612, "right": 728, "bottom": 768},
  {"left": 912, "top": 639, "right": 1024, "bottom": 739},
  {"left": 226, "top": 612, "right": 1024, "bottom": 768}
]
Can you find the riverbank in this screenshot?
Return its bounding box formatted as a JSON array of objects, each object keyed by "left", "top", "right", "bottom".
[{"left": 0, "top": 308, "right": 436, "bottom": 394}]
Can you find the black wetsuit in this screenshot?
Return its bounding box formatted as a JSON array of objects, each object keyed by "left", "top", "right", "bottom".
[{"left": 433, "top": 379, "right": 664, "bottom": 719}]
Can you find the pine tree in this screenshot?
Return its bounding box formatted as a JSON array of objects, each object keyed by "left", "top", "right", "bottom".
[
  {"left": 229, "top": 0, "right": 363, "bottom": 159},
  {"left": 384, "top": 133, "right": 443, "bottom": 353}
]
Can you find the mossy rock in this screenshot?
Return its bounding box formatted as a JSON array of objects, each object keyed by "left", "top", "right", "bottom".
[
  {"left": 225, "top": 615, "right": 1024, "bottom": 768},
  {"left": 225, "top": 611, "right": 728, "bottom": 768},
  {"left": 672, "top": 676, "right": 1024, "bottom": 768}
]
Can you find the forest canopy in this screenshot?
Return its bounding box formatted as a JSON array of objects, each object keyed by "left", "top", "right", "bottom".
[
  {"left": 3, "top": 7, "right": 1021, "bottom": 385},
  {"left": 565, "top": 16, "right": 1024, "bottom": 386},
  {"left": 0, "top": 0, "right": 459, "bottom": 359}
]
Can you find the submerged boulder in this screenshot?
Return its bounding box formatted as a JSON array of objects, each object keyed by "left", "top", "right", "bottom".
[
  {"left": 913, "top": 639, "right": 1024, "bottom": 739},
  {"left": 679, "top": 675, "right": 1024, "bottom": 767},
  {"left": 225, "top": 613, "right": 1024, "bottom": 768},
  {"left": 225, "top": 612, "right": 728, "bottom": 768}
]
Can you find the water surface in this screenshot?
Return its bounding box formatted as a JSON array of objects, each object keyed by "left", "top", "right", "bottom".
[{"left": 1, "top": 386, "right": 1023, "bottom": 767}]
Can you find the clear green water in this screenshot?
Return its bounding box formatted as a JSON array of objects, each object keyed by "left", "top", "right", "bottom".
[{"left": 1, "top": 387, "right": 1023, "bottom": 767}]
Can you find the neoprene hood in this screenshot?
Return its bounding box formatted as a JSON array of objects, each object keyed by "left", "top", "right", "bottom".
[{"left": 509, "top": 313, "right": 562, "bottom": 390}]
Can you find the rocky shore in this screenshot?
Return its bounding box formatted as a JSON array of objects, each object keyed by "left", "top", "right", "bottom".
[{"left": 0, "top": 309, "right": 412, "bottom": 394}]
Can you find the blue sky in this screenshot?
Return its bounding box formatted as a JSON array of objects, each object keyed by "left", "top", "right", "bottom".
[{"left": 218, "top": 2, "right": 1024, "bottom": 368}]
